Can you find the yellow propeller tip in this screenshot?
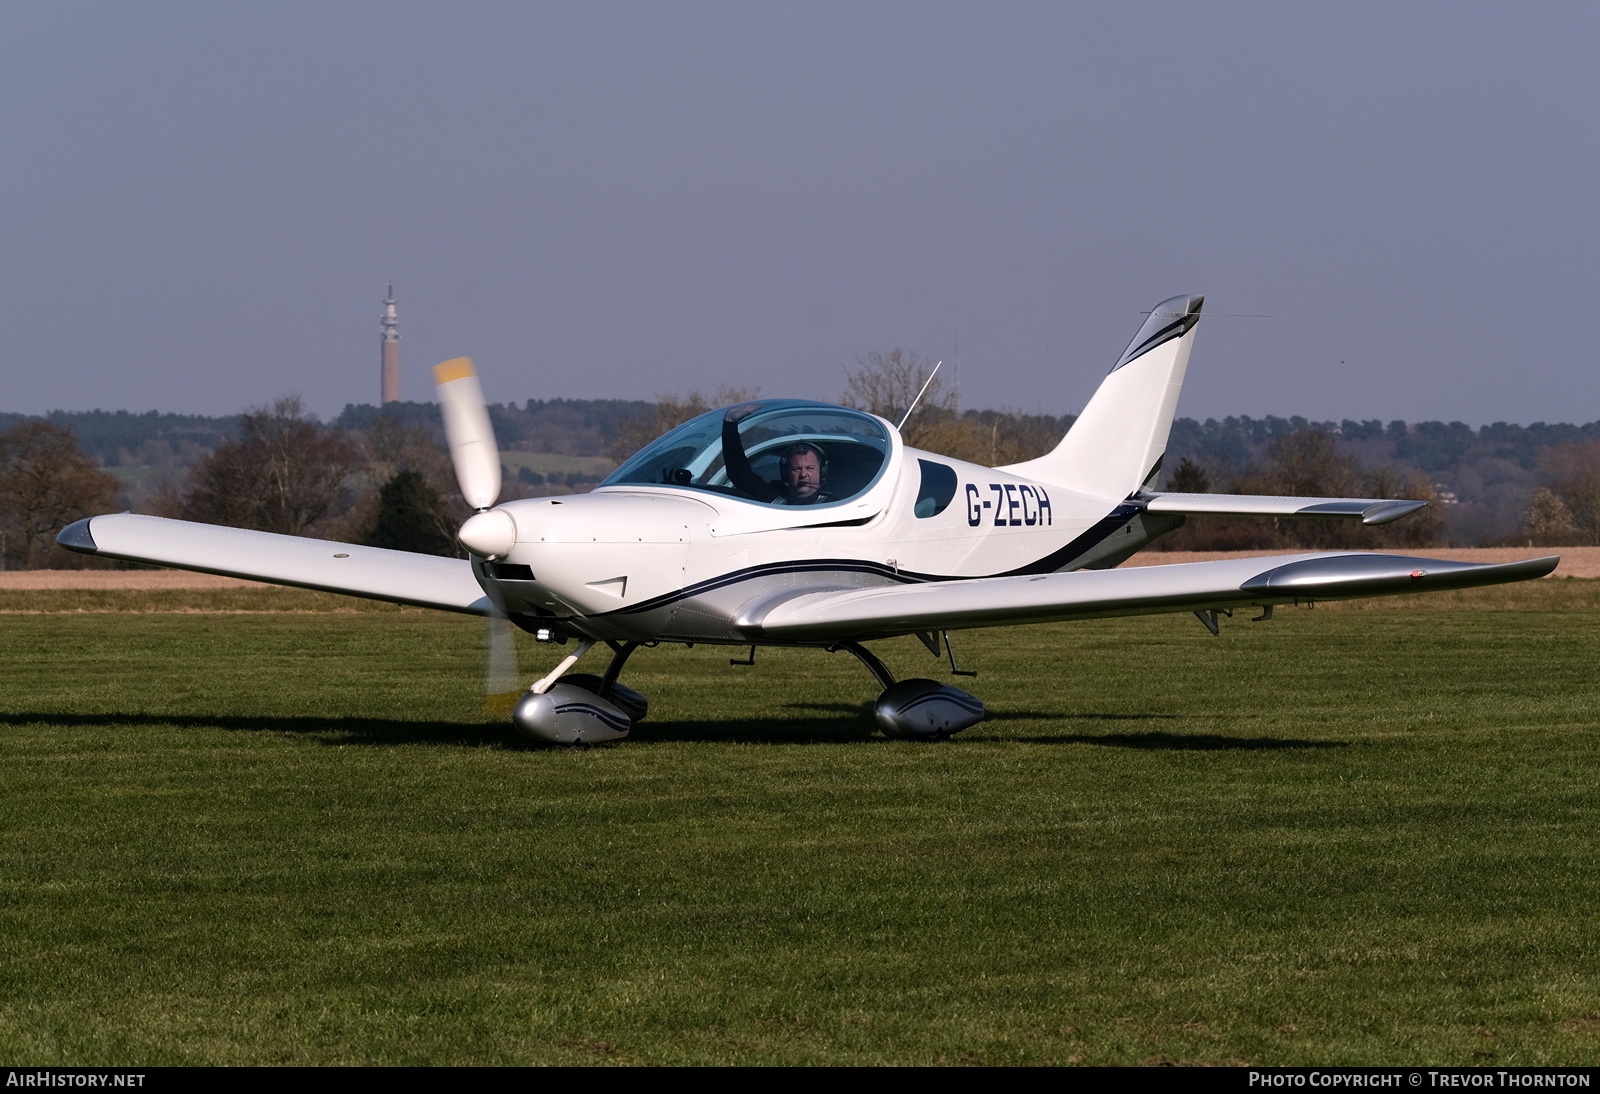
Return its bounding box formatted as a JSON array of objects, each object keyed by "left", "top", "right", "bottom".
[
  {"left": 485, "top": 691, "right": 521, "bottom": 718},
  {"left": 434, "top": 357, "right": 475, "bottom": 384}
]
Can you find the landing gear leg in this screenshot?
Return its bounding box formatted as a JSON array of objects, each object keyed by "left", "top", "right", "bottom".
[
  {"left": 561, "top": 641, "right": 650, "bottom": 724},
  {"left": 600, "top": 641, "right": 639, "bottom": 692},
  {"left": 832, "top": 641, "right": 985, "bottom": 740},
  {"left": 834, "top": 641, "right": 895, "bottom": 689},
  {"left": 529, "top": 638, "right": 595, "bottom": 693}
]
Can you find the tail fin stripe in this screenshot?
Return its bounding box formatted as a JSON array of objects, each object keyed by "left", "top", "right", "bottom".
[{"left": 1115, "top": 305, "right": 1203, "bottom": 370}]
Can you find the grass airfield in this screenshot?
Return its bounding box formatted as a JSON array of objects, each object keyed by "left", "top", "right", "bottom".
[{"left": 2, "top": 581, "right": 1600, "bottom": 1065}]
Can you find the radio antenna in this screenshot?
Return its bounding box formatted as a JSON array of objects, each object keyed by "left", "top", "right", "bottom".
[{"left": 897, "top": 360, "right": 942, "bottom": 431}]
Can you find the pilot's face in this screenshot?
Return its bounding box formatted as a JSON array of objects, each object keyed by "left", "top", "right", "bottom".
[{"left": 784, "top": 450, "right": 822, "bottom": 500}]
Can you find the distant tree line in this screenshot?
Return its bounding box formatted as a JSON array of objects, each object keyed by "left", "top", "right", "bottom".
[
  {"left": 336, "top": 397, "right": 651, "bottom": 458},
  {"left": 0, "top": 409, "right": 238, "bottom": 468},
  {"left": 1159, "top": 415, "right": 1600, "bottom": 547},
  {"left": 7, "top": 362, "right": 1600, "bottom": 568}
]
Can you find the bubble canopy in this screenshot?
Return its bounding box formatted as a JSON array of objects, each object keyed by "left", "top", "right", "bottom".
[{"left": 601, "top": 400, "right": 893, "bottom": 508}]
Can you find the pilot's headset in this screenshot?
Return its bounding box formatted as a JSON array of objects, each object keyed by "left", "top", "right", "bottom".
[{"left": 778, "top": 441, "right": 828, "bottom": 483}]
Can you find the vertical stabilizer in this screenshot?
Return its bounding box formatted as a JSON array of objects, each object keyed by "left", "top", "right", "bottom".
[{"left": 1000, "top": 295, "right": 1203, "bottom": 500}]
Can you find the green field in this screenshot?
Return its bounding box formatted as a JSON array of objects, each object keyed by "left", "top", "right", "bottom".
[{"left": 2, "top": 582, "right": 1599, "bottom": 1065}]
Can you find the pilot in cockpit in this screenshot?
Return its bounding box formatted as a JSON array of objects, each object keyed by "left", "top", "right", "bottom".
[{"left": 722, "top": 404, "right": 831, "bottom": 505}]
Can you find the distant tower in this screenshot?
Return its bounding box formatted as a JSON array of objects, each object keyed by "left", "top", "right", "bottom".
[{"left": 380, "top": 283, "right": 401, "bottom": 404}]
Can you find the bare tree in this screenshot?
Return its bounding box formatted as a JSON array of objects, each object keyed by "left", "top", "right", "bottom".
[
  {"left": 1250, "top": 430, "right": 1360, "bottom": 499},
  {"left": 0, "top": 422, "right": 121, "bottom": 569},
  {"left": 841, "top": 348, "right": 968, "bottom": 456},
  {"left": 1361, "top": 465, "right": 1444, "bottom": 548},
  {"left": 611, "top": 384, "right": 761, "bottom": 462},
  {"left": 177, "top": 397, "right": 359, "bottom": 536},
  {"left": 842, "top": 349, "right": 952, "bottom": 425},
  {"left": 1539, "top": 439, "right": 1600, "bottom": 543},
  {"left": 840, "top": 350, "right": 1071, "bottom": 464},
  {"left": 1522, "top": 487, "right": 1581, "bottom": 546}
]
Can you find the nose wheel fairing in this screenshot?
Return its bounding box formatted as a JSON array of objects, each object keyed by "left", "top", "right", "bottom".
[
  {"left": 509, "top": 641, "right": 650, "bottom": 746},
  {"left": 561, "top": 673, "right": 649, "bottom": 723},
  {"left": 512, "top": 684, "right": 632, "bottom": 745}
]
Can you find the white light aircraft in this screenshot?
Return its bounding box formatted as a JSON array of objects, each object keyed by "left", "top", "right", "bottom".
[{"left": 59, "top": 296, "right": 1557, "bottom": 744}]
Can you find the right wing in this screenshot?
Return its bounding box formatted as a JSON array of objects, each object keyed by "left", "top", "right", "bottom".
[
  {"left": 57, "top": 513, "right": 490, "bottom": 615},
  {"left": 739, "top": 551, "right": 1558, "bottom": 642}
]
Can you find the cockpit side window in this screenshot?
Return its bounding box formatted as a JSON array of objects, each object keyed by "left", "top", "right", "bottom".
[
  {"left": 601, "top": 400, "right": 891, "bottom": 509},
  {"left": 914, "top": 459, "right": 958, "bottom": 518}
]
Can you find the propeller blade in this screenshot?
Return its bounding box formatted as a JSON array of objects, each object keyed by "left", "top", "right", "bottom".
[
  {"left": 433, "top": 357, "right": 502, "bottom": 510},
  {"left": 485, "top": 606, "right": 521, "bottom": 717}
]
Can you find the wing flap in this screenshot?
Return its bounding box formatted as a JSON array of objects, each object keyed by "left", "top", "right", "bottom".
[
  {"left": 746, "top": 552, "right": 1558, "bottom": 641},
  {"left": 58, "top": 513, "right": 489, "bottom": 615},
  {"left": 1144, "top": 492, "right": 1426, "bottom": 525}
]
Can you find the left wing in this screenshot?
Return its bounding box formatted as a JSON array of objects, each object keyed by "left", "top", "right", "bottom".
[
  {"left": 58, "top": 513, "right": 490, "bottom": 615},
  {"left": 738, "top": 552, "right": 1558, "bottom": 641}
]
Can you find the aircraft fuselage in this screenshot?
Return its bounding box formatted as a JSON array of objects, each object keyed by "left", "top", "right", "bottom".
[{"left": 478, "top": 439, "right": 1177, "bottom": 647}]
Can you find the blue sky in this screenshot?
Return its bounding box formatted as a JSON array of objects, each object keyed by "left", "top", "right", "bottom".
[{"left": 2, "top": 2, "right": 1596, "bottom": 425}]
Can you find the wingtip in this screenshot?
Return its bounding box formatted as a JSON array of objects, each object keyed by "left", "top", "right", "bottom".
[
  {"left": 1360, "top": 499, "right": 1430, "bottom": 526},
  {"left": 1240, "top": 552, "right": 1563, "bottom": 594},
  {"left": 1528, "top": 554, "right": 1562, "bottom": 577},
  {"left": 56, "top": 517, "right": 98, "bottom": 554}
]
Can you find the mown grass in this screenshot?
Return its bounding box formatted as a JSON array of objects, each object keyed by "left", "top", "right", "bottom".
[
  {"left": 2, "top": 581, "right": 1599, "bottom": 1065},
  {"left": 0, "top": 587, "right": 405, "bottom": 614}
]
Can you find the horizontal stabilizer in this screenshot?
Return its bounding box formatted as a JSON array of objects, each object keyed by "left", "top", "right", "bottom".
[
  {"left": 740, "top": 552, "right": 1557, "bottom": 642},
  {"left": 57, "top": 513, "right": 490, "bottom": 615},
  {"left": 1145, "top": 493, "right": 1428, "bottom": 526}
]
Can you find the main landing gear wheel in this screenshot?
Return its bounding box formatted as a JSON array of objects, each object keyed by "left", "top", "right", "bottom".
[
  {"left": 874, "top": 678, "right": 986, "bottom": 740},
  {"left": 834, "top": 642, "right": 985, "bottom": 740}
]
